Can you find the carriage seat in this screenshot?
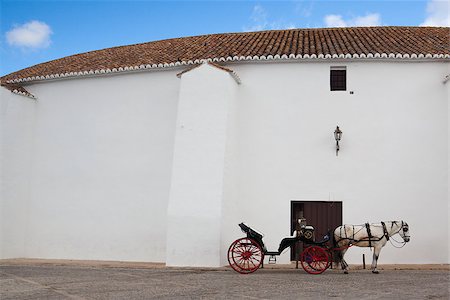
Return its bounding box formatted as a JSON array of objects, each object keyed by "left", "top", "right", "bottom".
[
  {"left": 277, "top": 237, "right": 298, "bottom": 254},
  {"left": 239, "top": 223, "right": 264, "bottom": 240}
]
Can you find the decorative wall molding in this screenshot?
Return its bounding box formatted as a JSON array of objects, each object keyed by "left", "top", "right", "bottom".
[
  {"left": 11, "top": 89, "right": 37, "bottom": 99},
  {"left": 207, "top": 62, "right": 241, "bottom": 84},
  {"left": 1, "top": 82, "right": 37, "bottom": 99}
]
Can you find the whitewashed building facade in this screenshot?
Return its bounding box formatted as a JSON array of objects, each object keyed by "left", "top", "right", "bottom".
[{"left": 1, "top": 27, "right": 449, "bottom": 267}]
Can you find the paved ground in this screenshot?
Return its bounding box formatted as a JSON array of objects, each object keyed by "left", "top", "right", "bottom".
[{"left": 1, "top": 262, "right": 449, "bottom": 299}]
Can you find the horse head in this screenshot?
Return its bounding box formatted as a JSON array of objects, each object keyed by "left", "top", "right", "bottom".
[{"left": 398, "top": 221, "right": 410, "bottom": 243}]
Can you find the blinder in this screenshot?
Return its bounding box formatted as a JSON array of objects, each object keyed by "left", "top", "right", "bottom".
[{"left": 400, "top": 221, "right": 410, "bottom": 242}]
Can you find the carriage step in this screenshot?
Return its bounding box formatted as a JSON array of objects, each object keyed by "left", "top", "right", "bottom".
[{"left": 268, "top": 255, "right": 277, "bottom": 264}]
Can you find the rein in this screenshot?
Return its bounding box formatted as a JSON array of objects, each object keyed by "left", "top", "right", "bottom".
[{"left": 389, "top": 235, "right": 408, "bottom": 248}]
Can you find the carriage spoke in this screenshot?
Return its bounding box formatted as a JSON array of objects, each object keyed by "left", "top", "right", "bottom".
[
  {"left": 228, "top": 237, "right": 263, "bottom": 274},
  {"left": 249, "top": 255, "right": 261, "bottom": 265},
  {"left": 300, "top": 246, "right": 329, "bottom": 274}
]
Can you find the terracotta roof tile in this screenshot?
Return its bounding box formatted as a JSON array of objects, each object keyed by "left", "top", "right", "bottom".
[{"left": 2, "top": 26, "right": 449, "bottom": 84}]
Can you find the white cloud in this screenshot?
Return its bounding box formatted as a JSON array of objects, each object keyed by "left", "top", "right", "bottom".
[
  {"left": 243, "top": 5, "right": 268, "bottom": 31},
  {"left": 420, "top": 0, "right": 450, "bottom": 26},
  {"left": 353, "top": 14, "right": 381, "bottom": 26},
  {"left": 324, "top": 13, "right": 381, "bottom": 28},
  {"left": 324, "top": 15, "right": 347, "bottom": 28},
  {"left": 243, "top": 5, "right": 296, "bottom": 32},
  {"left": 6, "top": 20, "right": 52, "bottom": 49},
  {"left": 251, "top": 5, "right": 268, "bottom": 24},
  {"left": 294, "top": 1, "right": 314, "bottom": 18}
]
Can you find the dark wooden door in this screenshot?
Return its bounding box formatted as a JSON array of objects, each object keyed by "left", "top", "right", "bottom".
[{"left": 290, "top": 201, "right": 342, "bottom": 260}]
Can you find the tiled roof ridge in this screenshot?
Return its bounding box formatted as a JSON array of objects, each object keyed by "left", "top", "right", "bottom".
[{"left": 2, "top": 26, "right": 449, "bottom": 85}]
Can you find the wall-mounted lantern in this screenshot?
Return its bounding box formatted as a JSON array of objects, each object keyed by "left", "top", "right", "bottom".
[{"left": 334, "top": 126, "right": 342, "bottom": 156}]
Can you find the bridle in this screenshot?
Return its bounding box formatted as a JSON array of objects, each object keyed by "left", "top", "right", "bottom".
[{"left": 389, "top": 221, "right": 410, "bottom": 248}]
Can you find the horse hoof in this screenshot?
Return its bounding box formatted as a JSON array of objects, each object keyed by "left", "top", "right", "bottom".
[{"left": 372, "top": 270, "right": 379, "bottom": 274}]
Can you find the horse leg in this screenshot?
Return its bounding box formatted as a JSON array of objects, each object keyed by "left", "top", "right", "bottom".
[
  {"left": 340, "top": 248, "right": 349, "bottom": 274},
  {"left": 371, "top": 245, "right": 382, "bottom": 274}
]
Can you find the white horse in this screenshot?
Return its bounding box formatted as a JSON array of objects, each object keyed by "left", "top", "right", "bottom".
[{"left": 333, "top": 221, "right": 410, "bottom": 274}]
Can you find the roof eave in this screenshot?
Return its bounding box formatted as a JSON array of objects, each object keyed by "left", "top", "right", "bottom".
[{"left": 4, "top": 53, "right": 450, "bottom": 85}]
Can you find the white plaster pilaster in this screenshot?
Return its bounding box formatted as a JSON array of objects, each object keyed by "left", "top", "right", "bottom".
[{"left": 166, "top": 63, "right": 237, "bottom": 267}]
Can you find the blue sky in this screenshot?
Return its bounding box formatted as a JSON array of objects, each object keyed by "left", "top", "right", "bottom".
[{"left": 1, "top": 0, "right": 449, "bottom": 76}]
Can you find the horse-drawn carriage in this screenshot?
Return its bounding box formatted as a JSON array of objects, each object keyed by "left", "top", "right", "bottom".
[
  {"left": 228, "top": 219, "right": 410, "bottom": 275},
  {"left": 228, "top": 219, "right": 332, "bottom": 274}
]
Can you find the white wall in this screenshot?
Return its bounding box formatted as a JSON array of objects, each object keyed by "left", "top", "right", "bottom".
[
  {"left": 221, "top": 60, "right": 449, "bottom": 264},
  {"left": 447, "top": 72, "right": 450, "bottom": 262},
  {"left": 0, "top": 88, "right": 36, "bottom": 258},
  {"left": 1, "top": 70, "right": 179, "bottom": 261},
  {"left": 1, "top": 59, "right": 448, "bottom": 265}
]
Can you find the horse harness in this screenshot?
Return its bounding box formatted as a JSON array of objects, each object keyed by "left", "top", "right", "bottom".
[
  {"left": 381, "top": 221, "right": 390, "bottom": 241},
  {"left": 365, "top": 223, "right": 373, "bottom": 248},
  {"left": 339, "top": 222, "right": 393, "bottom": 247}
]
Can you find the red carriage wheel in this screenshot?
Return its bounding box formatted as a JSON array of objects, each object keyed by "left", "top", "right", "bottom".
[
  {"left": 227, "top": 237, "right": 264, "bottom": 274},
  {"left": 300, "top": 246, "right": 330, "bottom": 275}
]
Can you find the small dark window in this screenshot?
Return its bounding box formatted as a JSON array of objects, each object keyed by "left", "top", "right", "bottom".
[{"left": 330, "top": 67, "right": 346, "bottom": 91}]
